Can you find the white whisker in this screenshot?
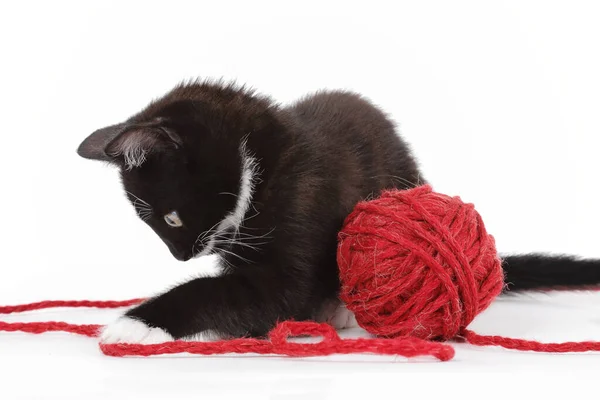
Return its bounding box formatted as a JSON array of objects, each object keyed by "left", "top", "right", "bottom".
[
  {"left": 126, "top": 191, "right": 152, "bottom": 207},
  {"left": 218, "top": 255, "right": 236, "bottom": 271},
  {"left": 215, "top": 247, "right": 253, "bottom": 264},
  {"left": 219, "top": 192, "right": 239, "bottom": 198},
  {"left": 370, "top": 175, "right": 421, "bottom": 189},
  {"left": 212, "top": 238, "right": 269, "bottom": 252},
  {"left": 196, "top": 220, "right": 222, "bottom": 244},
  {"left": 213, "top": 231, "right": 273, "bottom": 242},
  {"left": 126, "top": 191, "right": 154, "bottom": 222}
]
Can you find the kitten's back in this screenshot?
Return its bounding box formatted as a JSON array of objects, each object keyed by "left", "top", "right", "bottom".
[{"left": 286, "top": 90, "right": 424, "bottom": 211}]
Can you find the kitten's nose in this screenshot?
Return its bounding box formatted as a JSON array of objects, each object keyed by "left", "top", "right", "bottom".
[
  {"left": 165, "top": 241, "right": 192, "bottom": 262},
  {"left": 172, "top": 250, "right": 192, "bottom": 262}
]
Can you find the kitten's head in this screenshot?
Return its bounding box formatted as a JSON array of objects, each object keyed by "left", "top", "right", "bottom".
[{"left": 77, "top": 82, "right": 268, "bottom": 261}]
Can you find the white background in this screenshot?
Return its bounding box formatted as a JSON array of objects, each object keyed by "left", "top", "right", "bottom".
[{"left": 1, "top": 1, "right": 599, "bottom": 399}]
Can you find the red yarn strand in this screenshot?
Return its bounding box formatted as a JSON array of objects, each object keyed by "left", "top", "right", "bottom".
[
  {"left": 0, "top": 299, "right": 454, "bottom": 361},
  {"left": 0, "top": 298, "right": 145, "bottom": 314},
  {"left": 101, "top": 333, "right": 455, "bottom": 360},
  {"left": 462, "top": 329, "right": 600, "bottom": 353},
  {"left": 0, "top": 321, "right": 101, "bottom": 337}
]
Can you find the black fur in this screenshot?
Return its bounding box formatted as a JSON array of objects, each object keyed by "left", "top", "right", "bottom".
[
  {"left": 77, "top": 80, "right": 600, "bottom": 339},
  {"left": 503, "top": 254, "right": 600, "bottom": 291}
]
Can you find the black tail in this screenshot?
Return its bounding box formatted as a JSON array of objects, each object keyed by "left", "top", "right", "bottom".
[{"left": 502, "top": 254, "right": 600, "bottom": 291}]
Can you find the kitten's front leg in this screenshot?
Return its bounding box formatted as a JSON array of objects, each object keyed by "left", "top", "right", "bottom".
[
  {"left": 100, "top": 315, "right": 175, "bottom": 344},
  {"left": 100, "top": 269, "right": 304, "bottom": 344}
]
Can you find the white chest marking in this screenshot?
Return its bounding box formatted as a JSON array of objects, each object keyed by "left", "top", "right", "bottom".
[{"left": 196, "top": 136, "right": 259, "bottom": 259}]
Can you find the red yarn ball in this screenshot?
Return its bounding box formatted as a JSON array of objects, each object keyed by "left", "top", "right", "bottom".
[{"left": 337, "top": 185, "right": 504, "bottom": 340}]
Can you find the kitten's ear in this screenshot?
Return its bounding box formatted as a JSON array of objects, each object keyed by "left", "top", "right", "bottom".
[
  {"left": 77, "top": 122, "right": 182, "bottom": 168},
  {"left": 77, "top": 123, "right": 128, "bottom": 162}
]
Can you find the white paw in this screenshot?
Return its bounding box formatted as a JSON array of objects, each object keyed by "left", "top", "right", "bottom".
[
  {"left": 315, "top": 300, "right": 359, "bottom": 330},
  {"left": 329, "top": 304, "right": 359, "bottom": 330},
  {"left": 100, "top": 316, "right": 174, "bottom": 344}
]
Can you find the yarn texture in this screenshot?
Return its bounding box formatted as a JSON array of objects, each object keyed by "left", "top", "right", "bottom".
[{"left": 338, "top": 184, "right": 503, "bottom": 339}]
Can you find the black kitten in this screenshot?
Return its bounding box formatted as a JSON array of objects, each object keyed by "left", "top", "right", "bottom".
[{"left": 78, "top": 80, "right": 600, "bottom": 343}]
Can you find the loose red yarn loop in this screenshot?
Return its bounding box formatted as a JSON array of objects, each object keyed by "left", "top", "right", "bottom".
[
  {"left": 338, "top": 184, "right": 504, "bottom": 339},
  {"left": 269, "top": 320, "right": 341, "bottom": 346}
]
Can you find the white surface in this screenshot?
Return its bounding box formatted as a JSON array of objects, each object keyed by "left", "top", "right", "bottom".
[{"left": 1, "top": 1, "right": 600, "bottom": 399}]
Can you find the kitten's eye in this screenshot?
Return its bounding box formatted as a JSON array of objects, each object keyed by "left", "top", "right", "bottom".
[{"left": 164, "top": 211, "right": 183, "bottom": 227}]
